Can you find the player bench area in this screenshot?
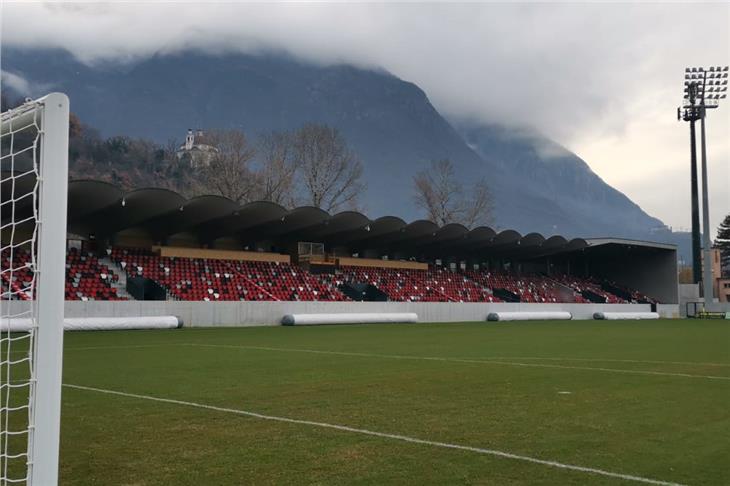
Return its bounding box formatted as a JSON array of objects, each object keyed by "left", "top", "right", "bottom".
[{"left": 695, "top": 310, "right": 730, "bottom": 319}]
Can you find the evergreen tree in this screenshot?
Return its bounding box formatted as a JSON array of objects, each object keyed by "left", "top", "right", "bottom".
[{"left": 714, "top": 213, "right": 730, "bottom": 277}]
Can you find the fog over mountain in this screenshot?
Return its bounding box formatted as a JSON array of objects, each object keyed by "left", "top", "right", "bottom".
[
  {"left": 3, "top": 48, "right": 671, "bottom": 242},
  {"left": 1, "top": 2, "right": 727, "bottom": 244}
]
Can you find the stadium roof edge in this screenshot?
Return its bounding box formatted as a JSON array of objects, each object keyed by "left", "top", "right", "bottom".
[
  {"left": 37, "top": 179, "right": 674, "bottom": 258},
  {"left": 585, "top": 238, "right": 676, "bottom": 251}
]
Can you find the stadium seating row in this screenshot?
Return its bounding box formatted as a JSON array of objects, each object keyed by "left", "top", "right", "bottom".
[
  {"left": 1, "top": 246, "right": 657, "bottom": 304},
  {"left": 1, "top": 247, "right": 125, "bottom": 301},
  {"left": 331, "top": 265, "right": 501, "bottom": 302},
  {"left": 111, "top": 247, "right": 347, "bottom": 302},
  {"left": 65, "top": 248, "right": 124, "bottom": 301}
]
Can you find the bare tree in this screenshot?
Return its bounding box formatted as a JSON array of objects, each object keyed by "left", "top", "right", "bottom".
[
  {"left": 254, "top": 131, "right": 299, "bottom": 207},
  {"left": 461, "top": 179, "right": 493, "bottom": 228},
  {"left": 291, "top": 123, "right": 365, "bottom": 212},
  {"left": 197, "top": 129, "right": 257, "bottom": 203},
  {"left": 413, "top": 159, "right": 493, "bottom": 228}
]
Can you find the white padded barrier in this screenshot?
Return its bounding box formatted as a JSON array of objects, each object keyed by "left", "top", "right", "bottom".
[
  {"left": 486, "top": 311, "right": 572, "bottom": 322},
  {"left": 593, "top": 312, "right": 659, "bottom": 320},
  {"left": 0, "top": 316, "right": 182, "bottom": 332},
  {"left": 282, "top": 312, "right": 418, "bottom": 326}
]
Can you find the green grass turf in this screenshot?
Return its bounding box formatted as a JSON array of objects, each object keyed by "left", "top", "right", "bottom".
[{"left": 52, "top": 319, "right": 729, "bottom": 485}]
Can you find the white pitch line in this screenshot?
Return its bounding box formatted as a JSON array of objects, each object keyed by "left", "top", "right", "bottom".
[
  {"left": 462, "top": 356, "right": 730, "bottom": 368},
  {"left": 63, "top": 344, "right": 181, "bottom": 352},
  {"left": 38, "top": 342, "right": 730, "bottom": 375},
  {"left": 63, "top": 383, "right": 685, "bottom": 486},
  {"left": 4, "top": 344, "right": 182, "bottom": 355},
  {"left": 180, "top": 344, "right": 730, "bottom": 381}
]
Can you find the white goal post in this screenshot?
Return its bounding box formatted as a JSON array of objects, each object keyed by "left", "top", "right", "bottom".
[{"left": 1, "top": 93, "right": 69, "bottom": 485}]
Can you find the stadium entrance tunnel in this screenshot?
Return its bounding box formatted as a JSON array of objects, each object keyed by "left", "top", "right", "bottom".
[
  {"left": 127, "top": 276, "right": 167, "bottom": 301},
  {"left": 339, "top": 282, "right": 388, "bottom": 302}
]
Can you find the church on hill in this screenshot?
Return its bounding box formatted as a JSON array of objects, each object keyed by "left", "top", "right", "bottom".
[{"left": 176, "top": 129, "right": 219, "bottom": 168}]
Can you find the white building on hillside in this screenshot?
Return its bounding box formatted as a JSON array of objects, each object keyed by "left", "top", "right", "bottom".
[{"left": 176, "top": 129, "right": 219, "bottom": 168}]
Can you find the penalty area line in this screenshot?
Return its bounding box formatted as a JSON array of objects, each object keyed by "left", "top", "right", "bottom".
[
  {"left": 180, "top": 344, "right": 730, "bottom": 381},
  {"left": 63, "top": 383, "right": 684, "bottom": 486}
]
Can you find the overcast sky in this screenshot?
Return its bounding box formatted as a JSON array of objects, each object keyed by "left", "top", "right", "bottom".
[{"left": 1, "top": 1, "right": 728, "bottom": 234}]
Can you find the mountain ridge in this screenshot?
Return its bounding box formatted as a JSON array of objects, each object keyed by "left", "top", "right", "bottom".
[{"left": 2, "top": 48, "right": 664, "bottom": 239}]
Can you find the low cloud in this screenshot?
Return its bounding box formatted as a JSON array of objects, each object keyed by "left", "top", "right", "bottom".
[
  {"left": 1, "top": 70, "right": 30, "bottom": 94},
  {"left": 1, "top": 2, "right": 728, "bottom": 230}
]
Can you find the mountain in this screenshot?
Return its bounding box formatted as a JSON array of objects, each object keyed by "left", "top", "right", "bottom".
[
  {"left": 455, "top": 122, "right": 665, "bottom": 237},
  {"left": 2, "top": 48, "right": 664, "bottom": 239}
]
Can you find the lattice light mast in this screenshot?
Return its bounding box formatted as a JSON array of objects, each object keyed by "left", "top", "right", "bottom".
[{"left": 678, "top": 65, "right": 728, "bottom": 309}]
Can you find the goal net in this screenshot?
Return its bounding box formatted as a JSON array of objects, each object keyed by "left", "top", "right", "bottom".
[{"left": 0, "top": 94, "right": 69, "bottom": 485}]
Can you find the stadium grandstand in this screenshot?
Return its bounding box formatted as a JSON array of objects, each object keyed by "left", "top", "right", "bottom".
[{"left": 2, "top": 178, "right": 679, "bottom": 324}]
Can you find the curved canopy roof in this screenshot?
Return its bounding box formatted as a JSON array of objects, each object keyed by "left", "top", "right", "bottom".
[
  {"left": 68, "top": 180, "right": 125, "bottom": 224},
  {"left": 309, "top": 211, "right": 371, "bottom": 241},
  {"left": 142, "top": 195, "right": 240, "bottom": 241},
  {"left": 72, "top": 187, "right": 186, "bottom": 236},
  {"left": 33, "top": 180, "right": 604, "bottom": 259}
]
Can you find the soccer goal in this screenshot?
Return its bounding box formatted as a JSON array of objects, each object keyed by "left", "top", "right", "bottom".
[{"left": 1, "top": 93, "right": 69, "bottom": 485}]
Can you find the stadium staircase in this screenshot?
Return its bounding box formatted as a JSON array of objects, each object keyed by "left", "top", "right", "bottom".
[{"left": 99, "top": 254, "right": 133, "bottom": 300}]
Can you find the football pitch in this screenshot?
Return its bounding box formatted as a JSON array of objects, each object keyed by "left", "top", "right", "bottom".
[{"left": 57, "top": 320, "right": 728, "bottom": 485}]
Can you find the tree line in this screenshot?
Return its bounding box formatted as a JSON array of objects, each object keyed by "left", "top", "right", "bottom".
[
  {"left": 189, "top": 130, "right": 493, "bottom": 226},
  {"left": 188, "top": 125, "right": 365, "bottom": 213},
  {"left": 2, "top": 94, "right": 494, "bottom": 226},
  {"left": 715, "top": 213, "right": 730, "bottom": 277}
]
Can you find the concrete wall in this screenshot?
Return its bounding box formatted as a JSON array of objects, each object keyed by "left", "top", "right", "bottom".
[
  {"left": 591, "top": 248, "right": 678, "bottom": 304},
  {"left": 0, "top": 301, "right": 678, "bottom": 327},
  {"left": 656, "top": 303, "right": 681, "bottom": 319},
  {"left": 679, "top": 283, "right": 700, "bottom": 317}
]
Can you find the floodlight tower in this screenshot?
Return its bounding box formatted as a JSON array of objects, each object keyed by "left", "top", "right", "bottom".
[
  {"left": 678, "top": 65, "right": 728, "bottom": 310},
  {"left": 678, "top": 69, "right": 703, "bottom": 285}
]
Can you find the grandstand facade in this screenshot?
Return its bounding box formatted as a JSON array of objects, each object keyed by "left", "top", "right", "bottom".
[{"left": 3, "top": 179, "right": 680, "bottom": 324}]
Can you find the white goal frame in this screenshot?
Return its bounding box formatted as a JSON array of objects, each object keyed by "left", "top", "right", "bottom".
[{"left": 1, "top": 93, "right": 69, "bottom": 485}]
